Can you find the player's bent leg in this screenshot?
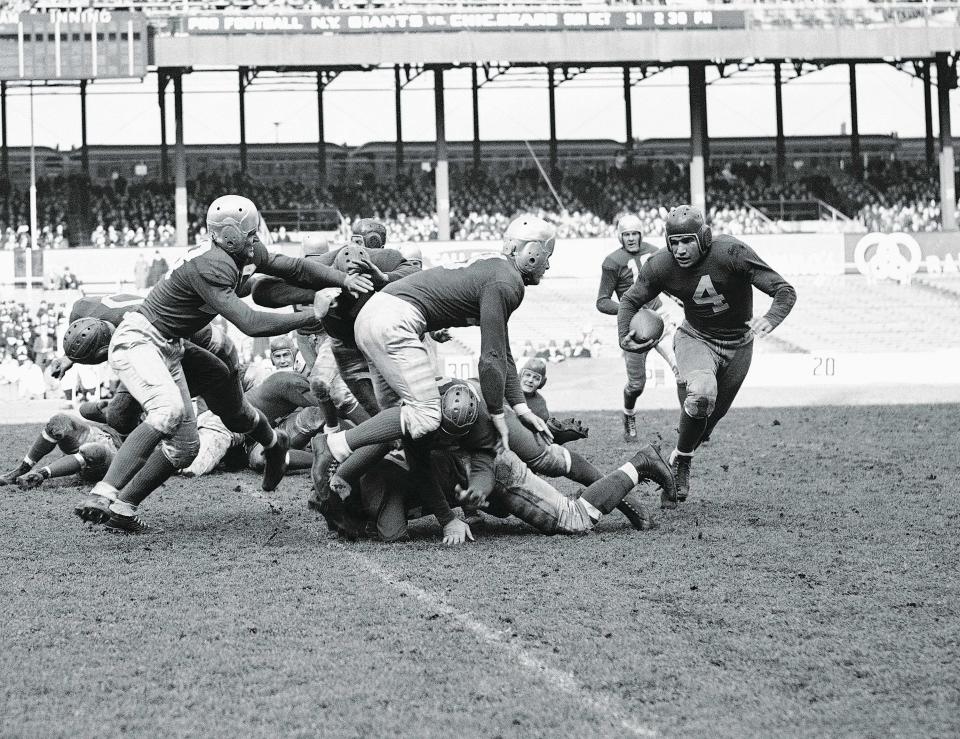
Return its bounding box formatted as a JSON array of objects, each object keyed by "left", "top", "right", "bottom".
[
  {"left": 2, "top": 413, "right": 75, "bottom": 484},
  {"left": 700, "top": 340, "right": 754, "bottom": 448},
  {"left": 184, "top": 412, "right": 236, "bottom": 477},
  {"left": 491, "top": 451, "right": 595, "bottom": 535},
  {"left": 360, "top": 464, "right": 409, "bottom": 542},
  {"left": 621, "top": 350, "right": 647, "bottom": 441},
  {"left": 105, "top": 385, "right": 142, "bottom": 436}
]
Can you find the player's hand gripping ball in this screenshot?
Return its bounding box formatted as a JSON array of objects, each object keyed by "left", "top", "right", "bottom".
[{"left": 630, "top": 308, "right": 665, "bottom": 345}]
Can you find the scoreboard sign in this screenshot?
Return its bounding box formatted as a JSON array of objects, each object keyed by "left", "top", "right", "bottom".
[
  {"left": 176, "top": 8, "right": 746, "bottom": 35},
  {"left": 0, "top": 10, "right": 148, "bottom": 81}
]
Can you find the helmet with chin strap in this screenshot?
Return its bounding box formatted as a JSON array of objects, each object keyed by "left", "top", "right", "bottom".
[
  {"left": 63, "top": 318, "right": 113, "bottom": 364},
  {"left": 615, "top": 214, "right": 643, "bottom": 248},
  {"left": 334, "top": 244, "right": 370, "bottom": 274},
  {"left": 440, "top": 380, "right": 481, "bottom": 437},
  {"left": 503, "top": 214, "right": 556, "bottom": 285},
  {"left": 206, "top": 195, "right": 261, "bottom": 255},
  {"left": 519, "top": 357, "right": 547, "bottom": 389},
  {"left": 351, "top": 218, "right": 388, "bottom": 250},
  {"left": 664, "top": 205, "right": 712, "bottom": 264}
]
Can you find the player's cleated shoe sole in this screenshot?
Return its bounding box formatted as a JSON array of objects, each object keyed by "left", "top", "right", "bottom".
[
  {"left": 670, "top": 452, "right": 691, "bottom": 503},
  {"left": 261, "top": 430, "right": 291, "bottom": 492},
  {"left": 617, "top": 488, "right": 656, "bottom": 531},
  {"left": 74, "top": 494, "right": 113, "bottom": 524},
  {"left": 309, "top": 434, "right": 338, "bottom": 507},
  {"left": 630, "top": 443, "right": 678, "bottom": 508},
  {"left": 104, "top": 511, "right": 153, "bottom": 534}
]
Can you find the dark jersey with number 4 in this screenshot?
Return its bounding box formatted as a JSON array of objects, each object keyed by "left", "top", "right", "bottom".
[
  {"left": 617, "top": 234, "right": 797, "bottom": 343},
  {"left": 596, "top": 243, "right": 663, "bottom": 315}
]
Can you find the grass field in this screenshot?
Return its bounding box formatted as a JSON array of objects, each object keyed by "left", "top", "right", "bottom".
[{"left": 1, "top": 403, "right": 959, "bottom": 737}]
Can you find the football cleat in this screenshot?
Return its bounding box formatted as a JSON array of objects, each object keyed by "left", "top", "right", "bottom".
[
  {"left": 622, "top": 412, "right": 638, "bottom": 442},
  {"left": 329, "top": 473, "right": 352, "bottom": 501},
  {"left": 74, "top": 493, "right": 114, "bottom": 524},
  {"left": 308, "top": 434, "right": 339, "bottom": 511},
  {"left": 669, "top": 450, "right": 692, "bottom": 503},
  {"left": 0, "top": 464, "right": 28, "bottom": 486},
  {"left": 617, "top": 488, "right": 656, "bottom": 531},
  {"left": 261, "top": 430, "right": 291, "bottom": 492},
  {"left": 631, "top": 443, "right": 677, "bottom": 508},
  {"left": 16, "top": 470, "right": 49, "bottom": 490},
  {"left": 104, "top": 509, "right": 152, "bottom": 534}
]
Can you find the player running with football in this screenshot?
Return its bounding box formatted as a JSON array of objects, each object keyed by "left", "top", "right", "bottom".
[
  {"left": 73, "top": 194, "right": 371, "bottom": 532},
  {"left": 597, "top": 214, "right": 680, "bottom": 441},
  {"left": 618, "top": 205, "right": 797, "bottom": 501}
]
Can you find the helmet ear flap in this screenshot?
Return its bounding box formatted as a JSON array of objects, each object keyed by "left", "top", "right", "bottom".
[
  {"left": 699, "top": 225, "right": 713, "bottom": 252},
  {"left": 219, "top": 223, "right": 244, "bottom": 250}
]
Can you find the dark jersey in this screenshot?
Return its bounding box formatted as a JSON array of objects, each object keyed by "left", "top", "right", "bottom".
[
  {"left": 617, "top": 235, "right": 797, "bottom": 343},
  {"left": 596, "top": 243, "right": 663, "bottom": 315},
  {"left": 69, "top": 293, "right": 236, "bottom": 369},
  {"left": 322, "top": 247, "right": 420, "bottom": 346},
  {"left": 525, "top": 391, "right": 550, "bottom": 422},
  {"left": 245, "top": 371, "right": 317, "bottom": 423},
  {"left": 384, "top": 257, "right": 526, "bottom": 414},
  {"left": 405, "top": 377, "right": 498, "bottom": 526},
  {"left": 137, "top": 238, "right": 346, "bottom": 339}
]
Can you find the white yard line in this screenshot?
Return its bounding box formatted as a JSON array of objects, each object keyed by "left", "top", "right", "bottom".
[{"left": 335, "top": 543, "right": 658, "bottom": 738}]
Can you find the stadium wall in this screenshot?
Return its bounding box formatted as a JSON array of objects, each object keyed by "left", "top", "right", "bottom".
[{"left": 0, "top": 234, "right": 846, "bottom": 291}]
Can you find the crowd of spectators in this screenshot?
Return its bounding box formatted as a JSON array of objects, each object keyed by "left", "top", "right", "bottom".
[
  {"left": 0, "top": 299, "right": 68, "bottom": 401},
  {"left": 0, "top": 158, "right": 952, "bottom": 246}
]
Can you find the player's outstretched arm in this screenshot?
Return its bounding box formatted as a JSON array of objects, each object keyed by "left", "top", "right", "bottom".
[
  {"left": 258, "top": 250, "right": 373, "bottom": 295},
  {"left": 249, "top": 275, "right": 317, "bottom": 308},
  {"left": 202, "top": 286, "right": 321, "bottom": 338}
]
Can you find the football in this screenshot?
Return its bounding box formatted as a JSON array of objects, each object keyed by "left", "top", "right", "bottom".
[{"left": 629, "top": 308, "right": 665, "bottom": 344}]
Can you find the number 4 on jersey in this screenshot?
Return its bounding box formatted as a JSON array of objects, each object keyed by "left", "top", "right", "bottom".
[{"left": 692, "top": 275, "right": 729, "bottom": 314}]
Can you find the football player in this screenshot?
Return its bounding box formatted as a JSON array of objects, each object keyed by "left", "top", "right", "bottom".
[
  {"left": 597, "top": 214, "right": 680, "bottom": 441},
  {"left": 0, "top": 408, "right": 123, "bottom": 489},
  {"left": 73, "top": 195, "right": 372, "bottom": 532},
  {"left": 322, "top": 380, "right": 674, "bottom": 543},
  {"left": 617, "top": 205, "right": 797, "bottom": 501},
  {"left": 312, "top": 214, "right": 557, "bottom": 510},
  {"left": 517, "top": 357, "right": 550, "bottom": 421},
  {"left": 268, "top": 335, "right": 296, "bottom": 370}
]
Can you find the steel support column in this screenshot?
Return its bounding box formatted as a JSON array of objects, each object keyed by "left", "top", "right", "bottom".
[
  {"left": 936, "top": 52, "right": 957, "bottom": 230},
  {"left": 774, "top": 61, "right": 786, "bottom": 184},
  {"left": 547, "top": 65, "right": 558, "bottom": 179},
  {"left": 623, "top": 66, "right": 633, "bottom": 150},
  {"left": 924, "top": 60, "right": 935, "bottom": 173},
  {"left": 173, "top": 71, "right": 188, "bottom": 247},
  {"left": 316, "top": 70, "right": 327, "bottom": 189},
  {"left": 238, "top": 66, "right": 248, "bottom": 177},
  {"left": 849, "top": 63, "right": 862, "bottom": 179},
  {"left": 0, "top": 81, "right": 8, "bottom": 187},
  {"left": 433, "top": 67, "right": 450, "bottom": 241},
  {"left": 79, "top": 79, "right": 89, "bottom": 181},
  {"left": 158, "top": 71, "right": 169, "bottom": 184},
  {"left": 687, "top": 62, "right": 707, "bottom": 213},
  {"left": 471, "top": 64, "right": 481, "bottom": 170},
  {"left": 394, "top": 65, "right": 404, "bottom": 179}
]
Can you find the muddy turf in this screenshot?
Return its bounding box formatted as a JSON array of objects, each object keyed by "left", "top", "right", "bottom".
[{"left": 1, "top": 404, "right": 958, "bottom": 737}]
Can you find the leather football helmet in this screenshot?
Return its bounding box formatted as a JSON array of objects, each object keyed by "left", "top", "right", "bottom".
[{"left": 206, "top": 195, "right": 261, "bottom": 255}]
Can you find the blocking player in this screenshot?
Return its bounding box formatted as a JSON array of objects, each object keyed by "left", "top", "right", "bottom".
[
  {"left": 617, "top": 205, "right": 797, "bottom": 501},
  {"left": 597, "top": 214, "right": 680, "bottom": 441},
  {"left": 325, "top": 380, "right": 673, "bottom": 543},
  {"left": 313, "top": 214, "right": 557, "bottom": 503},
  {"left": 74, "top": 194, "right": 372, "bottom": 532},
  {"left": 0, "top": 408, "right": 122, "bottom": 489},
  {"left": 517, "top": 357, "right": 550, "bottom": 421}
]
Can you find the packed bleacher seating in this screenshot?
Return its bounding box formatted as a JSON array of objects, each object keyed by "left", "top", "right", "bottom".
[{"left": 0, "top": 158, "right": 953, "bottom": 246}]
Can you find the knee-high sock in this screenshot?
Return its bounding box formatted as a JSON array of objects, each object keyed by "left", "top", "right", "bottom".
[
  {"left": 336, "top": 443, "right": 392, "bottom": 483},
  {"left": 676, "top": 410, "right": 707, "bottom": 455},
  {"left": 40, "top": 453, "right": 84, "bottom": 480},
  {"left": 25, "top": 434, "right": 57, "bottom": 467},
  {"left": 103, "top": 422, "right": 165, "bottom": 490},
  {"left": 118, "top": 448, "right": 176, "bottom": 506},
  {"left": 246, "top": 410, "right": 277, "bottom": 449},
  {"left": 581, "top": 469, "right": 635, "bottom": 515},
  {"left": 343, "top": 407, "right": 403, "bottom": 450},
  {"left": 567, "top": 450, "right": 602, "bottom": 486},
  {"left": 340, "top": 400, "right": 371, "bottom": 427}
]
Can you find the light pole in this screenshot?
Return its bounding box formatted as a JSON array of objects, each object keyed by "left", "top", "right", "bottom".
[{"left": 28, "top": 83, "right": 37, "bottom": 299}]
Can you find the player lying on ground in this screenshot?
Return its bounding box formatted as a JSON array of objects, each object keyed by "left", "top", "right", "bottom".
[
  {"left": 310, "top": 214, "right": 557, "bottom": 506},
  {"left": 74, "top": 195, "right": 372, "bottom": 533},
  {"left": 597, "top": 214, "right": 681, "bottom": 442},
  {"left": 617, "top": 205, "right": 797, "bottom": 502},
  {"left": 316, "top": 380, "right": 674, "bottom": 543},
  {"left": 0, "top": 406, "right": 124, "bottom": 489}
]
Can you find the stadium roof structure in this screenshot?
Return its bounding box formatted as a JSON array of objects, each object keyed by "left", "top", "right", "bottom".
[{"left": 4, "top": 1, "right": 960, "bottom": 244}]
